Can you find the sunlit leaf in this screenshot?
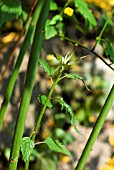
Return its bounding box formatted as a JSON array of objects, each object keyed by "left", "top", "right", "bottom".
[
  {"left": 44, "top": 137, "right": 71, "bottom": 157},
  {"left": 58, "top": 98, "right": 80, "bottom": 133},
  {"left": 50, "top": 0, "right": 58, "bottom": 11},
  {"left": 74, "top": 0, "right": 97, "bottom": 26},
  {"left": 50, "top": 15, "right": 63, "bottom": 25},
  {"left": 65, "top": 73, "right": 91, "bottom": 91},
  {"left": 38, "top": 95, "right": 53, "bottom": 108},
  {"left": 39, "top": 58, "right": 55, "bottom": 76},
  {"left": 45, "top": 24, "right": 57, "bottom": 39},
  {"left": 21, "top": 137, "right": 34, "bottom": 163}
]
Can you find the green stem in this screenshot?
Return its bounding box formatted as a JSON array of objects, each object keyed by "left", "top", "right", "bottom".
[
  {"left": 31, "top": 67, "right": 63, "bottom": 142},
  {"left": 8, "top": 1, "right": 50, "bottom": 170},
  {"left": 75, "top": 84, "right": 114, "bottom": 170},
  {"left": 34, "top": 67, "right": 63, "bottom": 135},
  {"left": 93, "top": 10, "right": 114, "bottom": 50},
  {"left": 25, "top": 67, "right": 63, "bottom": 169},
  {"left": 59, "top": 35, "right": 114, "bottom": 71},
  {"left": 0, "top": 0, "right": 44, "bottom": 128}
]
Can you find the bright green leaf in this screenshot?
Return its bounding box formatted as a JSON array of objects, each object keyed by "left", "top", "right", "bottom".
[
  {"left": 65, "top": 73, "right": 90, "bottom": 91},
  {"left": 56, "top": 22, "right": 65, "bottom": 36},
  {"left": 45, "top": 24, "right": 57, "bottom": 39},
  {"left": 21, "top": 137, "right": 34, "bottom": 163},
  {"left": 44, "top": 137, "right": 71, "bottom": 157},
  {"left": 0, "top": 0, "right": 22, "bottom": 26},
  {"left": 38, "top": 95, "right": 53, "bottom": 108},
  {"left": 50, "top": 0, "right": 58, "bottom": 11},
  {"left": 39, "top": 58, "right": 55, "bottom": 76},
  {"left": 50, "top": 15, "right": 63, "bottom": 25},
  {"left": 65, "top": 73, "right": 82, "bottom": 80},
  {"left": 58, "top": 98, "right": 80, "bottom": 133},
  {"left": 74, "top": 0, "right": 97, "bottom": 26}
]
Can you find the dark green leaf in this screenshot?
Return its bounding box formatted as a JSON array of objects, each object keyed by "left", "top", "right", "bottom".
[
  {"left": 74, "top": 0, "right": 97, "bottom": 26},
  {"left": 0, "top": 0, "right": 22, "bottom": 26},
  {"left": 58, "top": 98, "right": 80, "bottom": 133},
  {"left": 38, "top": 95, "right": 53, "bottom": 108},
  {"left": 39, "top": 58, "right": 55, "bottom": 76},
  {"left": 105, "top": 38, "right": 114, "bottom": 63},
  {"left": 44, "top": 137, "right": 71, "bottom": 157},
  {"left": 21, "top": 137, "right": 34, "bottom": 163}
]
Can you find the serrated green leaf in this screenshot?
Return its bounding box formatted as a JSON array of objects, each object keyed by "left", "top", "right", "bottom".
[
  {"left": 39, "top": 58, "right": 55, "bottom": 76},
  {"left": 0, "top": 0, "right": 22, "bottom": 26},
  {"left": 21, "top": 137, "right": 34, "bottom": 163},
  {"left": 44, "top": 137, "right": 71, "bottom": 157},
  {"left": 38, "top": 95, "right": 53, "bottom": 108},
  {"left": 74, "top": 0, "right": 97, "bottom": 26},
  {"left": 65, "top": 73, "right": 82, "bottom": 80},
  {"left": 58, "top": 98, "right": 80, "bottom": 133},
  {"left": 105, "top": 38, "right": 114, "bottom": 63},
  {"left": 65, "top": 73, "right": 91, "bottom": 91},
  {"left": 50, "top": 0, "right": 58, "bottom": 11}
]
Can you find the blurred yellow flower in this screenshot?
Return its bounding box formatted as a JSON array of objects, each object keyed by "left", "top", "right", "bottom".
[
  {"left": 64, "top": 7, "right": 74, "bottom": 17},
  {"left": 85, "top": 0, "right": 114, "bottom": 12},
  {"left": 100, "top": 157, "right": 114, "bottom": 170},
  {"left": 108, "top": 135, "right": 114, "bottom": 146},
  {"left": 89, "top": 115, "right": 96, "bottom": 123}
]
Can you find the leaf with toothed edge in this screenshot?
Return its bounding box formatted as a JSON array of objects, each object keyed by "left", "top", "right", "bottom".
[
  {"left": 39, "top": 58, "right": 55, "bottom": 76},
  {"left": 44, "top": 137, "right": 72, "bottom": 157},
  {"left": 58, "top": 98, "right": 81, "bottom": 134}
]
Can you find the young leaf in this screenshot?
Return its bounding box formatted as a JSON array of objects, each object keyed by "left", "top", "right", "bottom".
[
  {"left": 38, "top": 95, "right": 53, "bottom": 108},
  {"left": 105, "top": 38, "right": 114, "bottom": 63},
  {"left": 58, "top": 98, "right": 80, "bottom": 133},
  {"left": 0, "top": 0, "right": 22, "bottom": 26},
  {"left": 39, "top": 58, "right": 55, "bottom": 76},
  {"left": 74, "top": 0, "right": 97, "bottom": 26},
  {"left": 65, "top": 73, "right": 91, "bottom": 91},
  {"left": 49, "top": 15, "right": 63, "bottom": 25},
  {"left": 44, "top": 137, "right": 71, "bottom": 157},
  {"left": 21, "top": 137, "right": 34, "bottom": 163},
  {"left": 65, "top": 73, "right": 82, "bottom": 80},
  {"left": 45, "top": 24, "right": 57, "bottom": 39},
  {"left": 50, "top": 0, "right": 58, "bottom": 11}
]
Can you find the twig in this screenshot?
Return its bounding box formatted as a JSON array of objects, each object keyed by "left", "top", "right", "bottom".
[
  {"left": 0, "top": 0, "right": 38, "bottom": 84},
  {"left": 59, "top": 35, "right": 114, "bottom": 71}
]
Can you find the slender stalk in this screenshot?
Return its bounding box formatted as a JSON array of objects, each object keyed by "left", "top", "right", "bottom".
[
  {"left": 59, "top": 35, "right": 114, "bottom": 71},
  {"left": 75, "top": 84, "right": 114, "bottom": 170},
  {"left": 25, "top": 66, "right": 63, "bottom": 170},
  {"left": 33, "top": 67, "right": 63, "bottom": 137},
  {"left": 0, "top": 0, "right": 44, "bottom": 128},
  {"left": 92, "top": 10, "right": 114, "bottom": 50},
  {"left": 8, "top": 1, "right": 50, "bottom": 170}
]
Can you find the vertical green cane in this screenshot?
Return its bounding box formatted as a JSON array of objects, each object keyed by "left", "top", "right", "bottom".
[{"left": 8, "top": 1, "right": 51, "bottom": 170}]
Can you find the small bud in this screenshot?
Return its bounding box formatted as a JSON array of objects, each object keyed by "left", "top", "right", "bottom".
[{"left": 64, "top": 7, "right": 74, "bottom": 17}]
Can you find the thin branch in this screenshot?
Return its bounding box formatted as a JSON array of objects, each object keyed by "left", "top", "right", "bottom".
[
  {"left": 92, "top": 10, "right": 114, "bottom": 51},
  {"left": 0, "top": 0, "right": 38, "bottom": 84},
  {"left": 59, "top": 35, "right": 114, "bottom": 71},
  {"left": 35, "top": 141, "right": 45, "bottom": 145}
]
